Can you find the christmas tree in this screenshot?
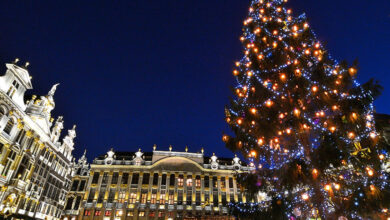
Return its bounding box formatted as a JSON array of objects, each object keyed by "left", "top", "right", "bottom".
[{"left": 224, "top": 0, "right": 390, "bottom": 219}]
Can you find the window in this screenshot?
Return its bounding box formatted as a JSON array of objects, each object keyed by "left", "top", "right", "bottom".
[
  {"left": 186, "top": 193, "right": 192, "bottom": 205},
  {"left": 151, "top": 193, "right": 157, "bottom": 204},
  {"left": 121, "top": 173, "right": 129, "bottom": 184},
  {"left": 111, "top": 172, "right": 119, "bottom": 184},
  {"left": 221, "top": 177, "right": 226, "bottom": 189},
  {"left": 105, "top": 210, "right": 111, "bottom": 216},
  {"left": 195, "top": 176, "right": 201, "bottom": 188},
  {"left": 229, "top": 178, "right": 233, "bottom": 188},
  {"left": 118, "top": 191, "right": 126, "bottom": 203},
  {"left": 205, "top": 192, "right": 210, "bottom": 205},
  {"left": 6, "top": 80, "right": 19, "bottom": 98},
  {"left": 74, "top": 196, "right": 81, "bottom": 210},
  {"left": 3, "top": 119, "right": 14, "bottom": 135},
  {"left": 186, "top": 176, "right": 192, "bottom": 187},
  {"left": 127, "top": 211, "right": 134, "bottom": 216},
  {"left": 178, "top": 191, "right": 183, "bottom": 205},
  {"left": 161, "top": 174, "right": 167, "bottom": 185},
  {"left": 78, "top": 180, "right": 86, "bottom": 191},
  {"left": 204, "top": 176, "right": 209, "bottom": 188},
  {"left": 84, "top": 210, "right": 91, "bottom": 216},
  {"left": 92, "top": 173, "right": 99, "bottom": 184},
  {"left": 129, "top": 193, "right": 137, "bottom": 204},
  {"left": 139, "top": 211, "right": 145, "bottom": 216},
  {"left": 115, "top": 210, "right": 123, "bottom": 217},
  {"left": 196, "top": 192, "right": 201, "bottom": 206},
  {"left": 213, "top": 194, "right": 218, "bottom": 206},
  {"left": 1, "top": 150, "right": 16, "bottom": 176},
  {"left": 149, "top": 211, "right": 155, "bottom": 217},
  {"left": 213, "top": 177, "right": 218, "bottom": 188},
  {"left": 102, "top": 172, "right": 109, "bottom": 185},
  {"left": 87, "top": 188, "right": 95, "bottom": 203},
  {"left": 65, "top": 197, "right": 73, "bottom": 210},
  {"left": 71, "top": 180, "right": 79, "bottom": 191},
  {"left": 230, "top": 194, "right": 235, "bottom": 203},
  {"left": 158, "top": 212, "right": 164, "bottom": 217},
  {"left": 108, "top": 190, "right": 115, "bottom": 203},
  {"left": 168, "top": 193, "right": 174, "bottom": 205},
  {"left": 153, "top": 173, "right": 159, "bottom": 185},
  {"left": 169, "top": 174, "right": 175, "bottom": 186},
  {"left": 178, "top": 175, "right": 184, "bottom": 187},
  {"left": 94, "top": 210, "right": 101, "bottom": 216},
  {"left": 141, "top": 193, "right": 147, "bottom": 203},
  {"left": 97, "top": 190, "right": 105, "bottom": 203},
  {"left": 160, "top": 192, "right": 165, "bottom": 204},
  {"left": 142, "top": 173, "right": 150, "bottom": 185},
  {"left": 131, "top": 173, "right": 139, "bottom": 185}
]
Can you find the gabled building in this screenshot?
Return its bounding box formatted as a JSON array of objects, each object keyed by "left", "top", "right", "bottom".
[
  {"left": 0, "top": 60, "right": 77, "bottom": 219},
  {"left": 63, "top": 146, "right": 255, "bottom": 220}
]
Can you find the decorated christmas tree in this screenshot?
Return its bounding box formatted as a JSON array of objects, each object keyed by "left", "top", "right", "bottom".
[{"left": 224, "top": 0, "right": 390, "bottom": 219}]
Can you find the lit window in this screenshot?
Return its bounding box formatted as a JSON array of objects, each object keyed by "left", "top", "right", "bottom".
[
  {"left": 160, "top": 193, "right": 165, "bottom": 204},
  {"left": 118, "top": 191, "right": 126, "bottom": 203},
  {"left": 94, "top": 210, "right": 101, "bottom": 216},
  {"left": 195, "top": 176, "right": 201, "bottom": 188},
  {"left": 129, "top": 193, "right": 137, "bottom": 204},
  {"left": 84, "top": 210, "right": 91, "bottom": 216},
  {"left": 186, "top": 177, "right": 192, "bottom": 187},
  {"left": 168, "top": 193, "right": 174, "bottom": 205},
  {"left": 149, "top": 211, "right": 155, "bottom": 217},
  {"left": 105, "top": 210, "right": 111, "bottom": 216},
  {"left": 151, "top": 194, "right": 157, "bottom": 204},
  {"left": 139, "top": 211, "right": 145, "bottom": 216},
  {"left": 178, "top": 175, "right": 184, "bottom": 187},
  {"left": 115, "top": 210, "right": 123, "bottom": 217},
  {"left": 221, "top": 177, "right": 226, "bottom": 188},
  {"left": 141, "top": 193, "right": 147, "bottom": 204},
  {"left": 127, "top": 212, "right": 133, "bottom": 216}
]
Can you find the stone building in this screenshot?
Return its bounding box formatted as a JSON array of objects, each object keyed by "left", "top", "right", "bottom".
[
  {"left": 0, "top": 60, "right": 77, "bottom": 219},
  {"left": 63, "top": 146, "right": 255, "bottom": 220}
]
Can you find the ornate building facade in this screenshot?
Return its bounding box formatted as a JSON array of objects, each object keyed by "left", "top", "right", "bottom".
[
  {"left": 0, "top": 60, "right": 77, "bottom": 219},
  {"left": 63, "top": 146, "right": 255, "bottom": 220}
]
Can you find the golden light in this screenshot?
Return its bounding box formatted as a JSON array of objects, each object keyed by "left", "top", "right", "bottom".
[
  {"left": 266, "top": 100, "right": 273, "bottom": 107},
  {"left": 278, "top": 131, "right": 282, "bottom": 135},
  {"left": 348, "top": 132, "right": 355, "bottom": 139},
  {"left": 349, "top": 67, "right": 356, "bottom": 75},
  {"left": 260, "top": 9, "right": 264, "bottom": 14},
  {"left": 274, "top": 138, "right": 279, "bottom": 143},
  {"left": 237, "top": 119, "right": 242, "bottom": 125},
  {"left": 286, "top": 128, "right": 291, "bottom": 134},
  {"left": 292, "top": 25, "right": 298, "bottom": 32},
  {"left": 277, "top": 7, "right": 282, "bottom": 12},
  {"left": 334, "top": 184, "right": 340, "bottom": 190},
  {"left": 235, "top": 62, "right": 240, "bottom": 66},
  {"left": 294, "top": 108, "right": 300, "bottom": 116},
  {"left": 301, "top": 193, "right": 309, "bottom": 200},
  {"left": 330, "top": 126, "right": 336, "bottom": 132},
  {"left": 332, "top": 105, "right": 338, "bottom": 110},
  {"left": 351, "top": 112, "right": 358, "bottom": 119},
  {"left": 240, "top": 36, "right": 245, "bottom": 41},
  {"left": 305, "top": 49, "right": 310, "bottom": 55},
  {"left": 273, "top": 42, "right": 278, "bottom": 48},
  {"left": 226, "top": 117, "right": 231, "bottom": 123},
  {"left": 250, "top": 150, "right": 257, "bottom": 157},
  {"left": 315, "top": 43, "right": 320, "bottom": 48},
  {"left": 312, "top": 86, "right": 318, "bottom": 92},
  {"left": 303, "top": 124, "right": 309, "bottom": 129},
  {"left": 339, "top": 175, "right": 344, "bottom": 180},
  {"left": 258, "top": 54, "right": 264, "bottom": 60},
  {"left": 279, "top": 113, "right": 285, "bottom": 119},
  {"left": 324, "top": 184, "right": 331, "bottom": 191},
  {"left": 258, "top": 138, "right": 264, "bottom": 145},
  {"left": 367, "top": 115, "right": 372, "bottom": 120},
  {"left": 370, "top": 185, "right": 376, "bottom": 191},
  {"left": 287, "top": 9, "right": 292, "bottom": 14},
  {"left": 304, "top": 23, "right": 309, "bottom": 28},
  {"left": 250, "top": 108, "right": 257, "bottom": 114},
  {"left": 379, "top": 154, "right": 385, "bottom": 160},
  {"left": 312, "top": 169, "right": 318, "bottom": 175},
  {"left": 233, "top": 70, "right": 239, "bottom": 76},
  {"left": 280, "top": 73, "right": 286, "bottom": 80},
  {"left": 320, "top": 111, "right": 325, "bottom": 117},
  {"left": 247, "top": 71, "right": 253, "bottom": 77},
  {"left": 370, "top": 132, "right": 377, "bottom": 139},
  {"left": 222, "top": 135, "right": 229, "bottom": 142},
  {"left": 367, "top": 169, "right": 374, "bottom": 176},
  {"left": 251, "top": 120, "right": 255, "bottom": 125},
  {"left": 254, "top": 28, "right": 261, "bottom": 34}
]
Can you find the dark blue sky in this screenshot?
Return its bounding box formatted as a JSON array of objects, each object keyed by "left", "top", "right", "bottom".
[{"left": 0, "top": 0, "right": 389, "bottom": 161}]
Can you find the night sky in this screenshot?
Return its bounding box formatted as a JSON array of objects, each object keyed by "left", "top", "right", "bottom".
[{"left": 0, "top": 0, "right": 389, "bottom": 161}]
